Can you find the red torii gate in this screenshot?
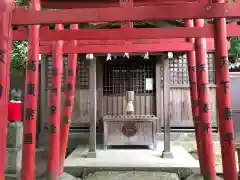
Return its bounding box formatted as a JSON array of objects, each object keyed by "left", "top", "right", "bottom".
[{"left": 0, "top": 0, "right": 239, "bottom": 180}]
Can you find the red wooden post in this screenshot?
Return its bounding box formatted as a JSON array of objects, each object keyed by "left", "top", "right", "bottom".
[
  {"left": 20, "top": 0, "right": 40, "bottom": 179},
  {"left": 120, "top": 0, "right": 133, "bottom": 29},
  {"left": 0, "top": 2, "right": 13, "bottom": 178},
  {"left": 59, "top": 24, "right": 78, "bottom": 175},
  {"left": 184, "top": 19, "right": 203, "bottom": 173},
  {"left": 47, "top": 24, "right": 64, "bottom": 180},
  {"left": 194, "top": 19, "right": 216, "bottom": 179},
  {"left": 214, "top": 0, "right": 238, "bottom": 179}
]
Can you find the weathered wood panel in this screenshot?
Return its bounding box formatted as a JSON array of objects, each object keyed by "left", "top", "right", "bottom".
[
  {"left": 230, "top": 72, "right": 240, "bottom": 146},
  {"left": 169, "top": 86, "right": 217, "bottom": 127},
  {"left": 104, "top": 120, "right": 155, "bottom": 146},
  {"left": 167, "top": 53, "right": 217, "bottom": 128},
  {"left": 70, "top": 90, "right": 91, "bottom": 125},
  {"left": 155, "top": 58, "right": 164, "bottom": 132}
]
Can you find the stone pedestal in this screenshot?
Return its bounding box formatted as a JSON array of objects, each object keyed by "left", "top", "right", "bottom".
[
  {"left": 7, "top": 121, "right": 23, "bottom": 148},
  {"left": 5, "top": 121, "right": 23, "bottom": 179}
]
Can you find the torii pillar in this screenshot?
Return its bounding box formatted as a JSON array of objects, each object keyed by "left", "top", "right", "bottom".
[
  {"left": 0, "top": 0, "right": 14, "bottom": 179},
  {"left": 195, "top": 19, "right": 216, "bottom": 179},
  {"left": 214, "top": 0, "right": 238, "bottom": 179},
  {"left": 21, "top": 0, "right": 41, "bottom": 179},
  {"left": 184, "top": 19, "right": 203, "bottom": 172}
]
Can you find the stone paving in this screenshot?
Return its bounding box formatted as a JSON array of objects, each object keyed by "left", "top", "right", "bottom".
[
  {"left": 84, "top": 171, "right": 180, "bottom": 180},
  {"left": 30, "top": 145, "right": 227, "bottom": 180},
  {"left": 33, "top": 140, "right": 231, "bottom": 180},
  {"left": 168, "top": 132, "right": 239, "bottom": 174},
  {"left": 7, "top": 130, "right": 238, "bottom": 180},
  {"left": 173, "top": 140, "right": 239, "bottom": 174},
  {"left": 185, "top": 174, "right": 223, "bottom": 180}
]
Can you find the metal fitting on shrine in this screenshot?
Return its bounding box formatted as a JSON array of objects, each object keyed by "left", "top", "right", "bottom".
[{"left": 125, "top": 91, "right": 134, "bottom": 114}]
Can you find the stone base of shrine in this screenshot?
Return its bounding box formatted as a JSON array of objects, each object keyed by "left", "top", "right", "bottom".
[{"left": 64, "top": 142, "right": 199, "bottom": 177}]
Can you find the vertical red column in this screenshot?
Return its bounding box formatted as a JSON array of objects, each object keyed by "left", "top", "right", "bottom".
[
  {"left": 21, "top": 0, "right": 40, "bottom": 179},
  {"left": 0, "top": 1, "right": 13, "bottom": 178},
  {"left": 213, "top": 0, "right": 238, "bottom": 179},
  {"left": 59, "top": 24, "right": 78, "bottom": 174},
  {"left": 194, "top": 19, "right": 216, "bottom": 180},
  {"left": 184, "top": 19, "right": 203, "bottom": 173},
  {"left": 120, "top": 0, "right": 133, "bottom": 29},
  {"left": 47, "top": 24, "right": 64, "bottom": 180}
]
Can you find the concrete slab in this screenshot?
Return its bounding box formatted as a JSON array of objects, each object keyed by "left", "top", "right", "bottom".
[
  {"left": 60, "top": 173, "right": 82, "bottom": 180},
  {"left": 84, "top": 171, "right": 180, "bottom": 180},
  {"left": 64, "top": 142, "right": 199, "bottom": 174}
]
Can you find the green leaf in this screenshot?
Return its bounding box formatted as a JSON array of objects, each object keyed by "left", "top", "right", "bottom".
[
  {"left": 11, "top": 41, "right": 28, "bottom": 72},
  {"left": 229, "top": 37, "right": 240, "bottom": 57}
]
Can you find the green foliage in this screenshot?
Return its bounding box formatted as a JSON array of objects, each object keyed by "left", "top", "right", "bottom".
[
  {"left": 229, "top": 37, "right": 240, "bottom": 58},
  {"left": 14, "top": 0, "right": 25, "bottom": 7},
  {"left": 11, "top": 41, "right": 28, "bottom": 72}
]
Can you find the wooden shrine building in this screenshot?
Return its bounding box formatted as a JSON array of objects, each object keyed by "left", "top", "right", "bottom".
[
  {"left": 2, "top": 0, "right": 240, "bottom": 179},
  {"left": 37, "top": 21, "right": 219, "bottom": 154}
]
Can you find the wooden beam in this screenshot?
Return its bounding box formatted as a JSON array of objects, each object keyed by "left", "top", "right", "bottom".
[
  {"left": 226, "top": 22, "right": 240, "bottom": 37},
  {"left": 41, "top": 0, "right": 203, "bottom": 9},
  {"left": 12, "top": 27, "right": 214, "bottom": 40},
  {"left": 11, "top": 23, "right": 240, "bottom": 41},
  {"left": 39, "top": 41, "right": 215, "bottom": 54},
  {"left": 162, "top": 56, "right": 172, "bottom": 157},
  {"left": 12, "top": 3, "right": 240, "bottom": 25},
  {"left": 39, "top": 38, "right": 213, "bottom": 46}
]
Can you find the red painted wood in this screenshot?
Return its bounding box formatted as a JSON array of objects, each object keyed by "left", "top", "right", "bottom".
[
  {"left": 37, "top": 38, "right": 219, "bottom": 53},
  {"left": 214, "top": 0, "right": 238, "bottom": 179},
  {"left": 20, "top": 0, "right": 40, "bottom": 180},
  {"left": 120, "top": 0, "right": 133, "bottom": 29},
  {"left": 195, "top": 19, "right": 216, "bottom": 179},
  {"left": 12, "top": 27, "right": 214, "bottom": 40},
  {"left": 12, "top": 3, "right": 240, "bottom": 25},
  {"left": 11, "top": 23, "right": 240, "bottom": 41},
  {"left": 40, "top": 39, "right": 191, "bottom": 45},
  {"left": 59, "top": 24, "right": 78, "bottom": 175},
  {"left": 38, "top": 38, "right": 216, "bottom": 52},
  {"left": 47, "top": 24, "right": 64, "bottom": 180},
  {"left": 58, "top": 38, "right": 215, "bottom": 45},
  {"left": 0, "top": 11, "right": 12, "bottom": 180},
  {"left": 226, "top": 22, "right": 240, "bottom": 37},
  {"left": 40, "top": 0, "right": 205, "bottom": 9},
  {"left": 0, "top": 0, "right": 14, "bottom": 11},
  {"left": 39, "top": 42, "right": 195, "bottom": 54},
  {"left": 184, "top": 19, "right": 203, "bottom": 174}
]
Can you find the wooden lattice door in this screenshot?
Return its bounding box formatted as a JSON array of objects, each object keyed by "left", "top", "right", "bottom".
[{"left": 103, "top": 57, "right": 156, "bottom": 116}]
